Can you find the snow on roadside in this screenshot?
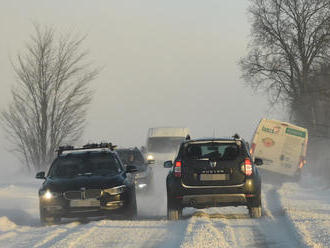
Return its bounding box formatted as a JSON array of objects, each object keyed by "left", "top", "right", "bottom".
[
  {"left": 278, "top": 180, "right": 330, "bottom": 248},
  {"left": 0, "top": 217, "right": 16, "bottom": 232},
  {"left": 0, "top": 178, "right": 40, "bottom": 227}
]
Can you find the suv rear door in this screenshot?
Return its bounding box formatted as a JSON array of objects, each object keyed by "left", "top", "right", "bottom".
[{"left": 180, "top": 141, "right": 247, "bottom": 186}]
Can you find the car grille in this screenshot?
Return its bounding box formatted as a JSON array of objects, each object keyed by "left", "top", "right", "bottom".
[{"left": 64, "top": 189, "right": 101, "bottom": 200}]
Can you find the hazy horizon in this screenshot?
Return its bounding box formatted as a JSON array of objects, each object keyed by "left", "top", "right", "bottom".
[{"left": 0, "top": 0, "right": 285, "bottom": 172}]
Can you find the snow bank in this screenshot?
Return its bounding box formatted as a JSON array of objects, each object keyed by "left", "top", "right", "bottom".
[
  {"left": 0, "top": 217, "right": 16, "bottom": 232},
  {"left": 279, "top": 182, "right": 330, "bottom": 247}
]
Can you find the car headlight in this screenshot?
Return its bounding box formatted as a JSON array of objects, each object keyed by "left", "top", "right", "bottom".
[
  {"left": 147, "top": 154, "right": 154, "bottom": 161},
  {"left": 103, "top": 185, "right": 127, "bottom": 195},
  {"left": 40, "top": 190, "right": 59, "bottom": 200},
  {"left": 135, "top": 171, "right": 147, "bottom": 179}
]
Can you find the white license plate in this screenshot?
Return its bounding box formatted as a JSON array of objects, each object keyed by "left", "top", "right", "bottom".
[
  {"left": 70, "top": 199, "right": 100, "bottom": 207},
  {"left": 200, "top": 174, "right": 229, "bottom": 181}
]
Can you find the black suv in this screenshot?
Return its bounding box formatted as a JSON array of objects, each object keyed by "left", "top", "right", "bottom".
[
  {"left": 116, "top": 147, "right": 153, "bottom": 192},
  {"left": 35, "top": 143, "right": 138, "bottom": 225},
  {"left": 164, "top": 136, "right": 263, "bottom": 220}
]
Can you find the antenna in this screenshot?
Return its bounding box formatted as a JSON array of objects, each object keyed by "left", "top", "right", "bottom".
[{"left": 213, "top": 128, "right": 216, "bottom": 138}]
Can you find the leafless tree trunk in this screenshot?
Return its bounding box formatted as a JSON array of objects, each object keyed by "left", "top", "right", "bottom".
[
  {"left": 1, "top": 25, "right": 98, "bottom": 172},
  {"left": 240, "top": 0, "right": 330, "bottom": 129}
]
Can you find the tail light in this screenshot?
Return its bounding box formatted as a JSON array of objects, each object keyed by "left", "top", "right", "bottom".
[
  {"left": 241, "top": 158, "right": 253, "bottom": 176},
  {"left": 250, "top": 143, "right": 256, "bottom": 155},
  {"left": 298, "top": 156, "right": 306, "bottom": 168},
  {"left": 174, "top": 161, "right": 182, "bottom": 177}
]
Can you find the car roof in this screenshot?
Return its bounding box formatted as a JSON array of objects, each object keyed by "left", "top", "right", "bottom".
[
  {"left": 116, "top": 147, "right": 139, "bottom": 151},
  {"left": 59, "top": 148, "right": 116, "bottom": 158},
  {"left": 183, "top": 137, "right": 243, "bottom": 144}
]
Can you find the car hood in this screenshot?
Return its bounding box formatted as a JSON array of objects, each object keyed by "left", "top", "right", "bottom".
[{"left": 41, "top": 173, "right": 126, "bottom": 192}]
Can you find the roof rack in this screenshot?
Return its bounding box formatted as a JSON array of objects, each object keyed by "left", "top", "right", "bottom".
[
  {"left": 232, "top": 133, "right": 241, "bottom": 140},
  {"left": 56, "top": 142, "right": 117, "bottom": 156}
]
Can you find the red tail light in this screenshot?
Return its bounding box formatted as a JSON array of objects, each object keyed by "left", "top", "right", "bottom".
[
  {"left": 298, "top": 156, "right": 306, "bottom": 168},
  {"left": 250, "top": 143, "right": 256, "bottom": 155},
  {"left": 241, "top": 158, "right": 253, "bottom": 176},
  {"left": 174, "top": 161, "right": 182, "bottom": 177}
]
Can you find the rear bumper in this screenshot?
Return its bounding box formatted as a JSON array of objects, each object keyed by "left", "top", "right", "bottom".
[
  {"left": 182, "top": 193, "right": 249, "bottom": 207},
  {"left": 167, "top": 176, "right": 261, "bottom": 208}
]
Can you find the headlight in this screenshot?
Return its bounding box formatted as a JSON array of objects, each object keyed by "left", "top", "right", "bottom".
[
  {"left": 147, "top": 154, "right": 154, "bottom": 161},
  {"left": 40, "top": 190, "right": 59, "bottom": 200},
  {"left": 135, "top": 171, "right": 147, "bottom": 179},
  {"left": 103, "top": 185, "right": 127, "bottom": 195}
]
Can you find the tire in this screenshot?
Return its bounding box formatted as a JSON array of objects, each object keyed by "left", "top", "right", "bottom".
[
  {"left": 126, "top": 193, "right": 137, "bottom": 220},
  {"left": 249, "top": 205, "right": 262, "bottom": 218},
  {"left": 248, "top": 193, "right": 262, "bottom": 218},
  {"left": 167, "top": 199, "right": 182, "bottom": 221},
  {"left": 40, "top": 207, "right": 61, "bottom": 225}
]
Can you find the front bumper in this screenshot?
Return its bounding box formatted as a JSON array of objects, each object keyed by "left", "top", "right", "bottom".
[{"left": 40, "top": 192, "right": 130, "bottom": 218}]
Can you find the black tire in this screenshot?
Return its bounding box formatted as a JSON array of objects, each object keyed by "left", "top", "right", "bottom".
[
  {"left": 126, "top": 193, "right": 137, "bottom": 220},
  {"left": 40, "top": 207, "right": 61, "bottom": 225},
  {"left": 249, "top": 205, "right": 262, "bottom": 218},
  {"left": 167, "top": 199, "right": 182, "bottom": 221},
  {"left": 248, "top": 193, "right": 262, "bottom": 218}
]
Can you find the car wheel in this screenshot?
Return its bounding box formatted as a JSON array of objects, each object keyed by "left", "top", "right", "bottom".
[
  {"left": 40, "top": 208, "right": 61, "bottom": 225},
  {"left": 248, "top": 193, "right": 262, "bottom": 218},
  {"left": 167, "top": 199, "right": 182, "bottom": 221},
  {"left": 126, "top": 194, "right": 138, "bottom": 220},
  {"left": 249, "top": 205, "right": 262, "bottom": 218}
]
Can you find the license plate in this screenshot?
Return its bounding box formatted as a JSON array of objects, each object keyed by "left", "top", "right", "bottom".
[
  {"left": 70, "top": 199, "right": 100, "bottom": 207},
  {"left": 200, "top": 174, "right": 229, "bottom": 181}
]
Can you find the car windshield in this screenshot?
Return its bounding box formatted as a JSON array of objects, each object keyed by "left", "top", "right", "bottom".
[
  {"left": 183, "top": 142, "right": 241, "bottom": 161},
  {"left": 147, "top": 137, "right": 184, "bottom": 153},
  {"left": 117, "top": 149, "right": 145, "bottom": 166},
  {"left": 48, "top": 153, "right": 123, "bottom": 178}
]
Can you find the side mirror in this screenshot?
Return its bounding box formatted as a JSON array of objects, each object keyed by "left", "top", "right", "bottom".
[
  {"left": 126, "top": 165, "right": 138, "bottom": 173},
  {"left": 163, "top": 160, "right": 173, "bottom": 168},
  {"left": 35, "top": 171, "right": 46, "bottom": 179},
  {"left": 254, "top": 158, "right": 263, "bottom": 166}
]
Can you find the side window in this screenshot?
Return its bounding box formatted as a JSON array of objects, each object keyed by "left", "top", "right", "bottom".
[
  {"left": 114, "top": 154, "right": 124, "bottom": 171},
  {"left": 177, "top": 143, "right": 186, "bottom": 160}
]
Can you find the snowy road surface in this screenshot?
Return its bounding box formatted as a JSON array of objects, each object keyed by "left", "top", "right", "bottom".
[{"left": 0, "top": 169, "right": 329, "bottom": 248}]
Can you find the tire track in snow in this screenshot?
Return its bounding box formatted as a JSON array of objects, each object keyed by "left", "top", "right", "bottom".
[
  {"left": 256, "top": 183, "right": 308, "bottom": 248},
  {"left": 46, "top": 220, "right": 104, "bottom": 248},
  {"left": 180, "top": 213, "right": 232, "bottom": 248},
  {"left": 30, "top": 221, "right": 96, "bottom": 248}
]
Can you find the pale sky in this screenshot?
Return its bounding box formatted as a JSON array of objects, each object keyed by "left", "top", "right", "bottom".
[{"left": 0, "top": 0, "right": 282, "bottom": 172}]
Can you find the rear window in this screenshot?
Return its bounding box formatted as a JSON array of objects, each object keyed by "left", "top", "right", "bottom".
[{"left": 183, "top": 142, "right": 240, "bottom": 161}]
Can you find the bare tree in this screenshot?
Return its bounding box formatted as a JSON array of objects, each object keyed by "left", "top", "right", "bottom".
[
  {"left": 1, "top": 25, "right": 98, "bottom": 172},
  {"left": 240, "top": 0, "right": 330, "bottom": 127}
]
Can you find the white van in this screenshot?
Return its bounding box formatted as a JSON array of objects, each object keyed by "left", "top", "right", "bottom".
[
  {"left": 250, "top": 119, "right": 308, "bottom": 178},
  {"left": 145, "top": 127, "right": 190, "bottom": 162}
]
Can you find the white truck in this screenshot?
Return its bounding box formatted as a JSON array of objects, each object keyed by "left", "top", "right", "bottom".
[
  {"left": 250, "top": 119, "right": 308, "bottom": 179},
  {"left": 145, "top": 127, "right": 190, "bottom": 163}
]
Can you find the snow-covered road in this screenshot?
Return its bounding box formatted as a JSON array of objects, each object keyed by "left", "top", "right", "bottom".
[{"left": 0, "top": 170, "right": 328, "bottom": 248}]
